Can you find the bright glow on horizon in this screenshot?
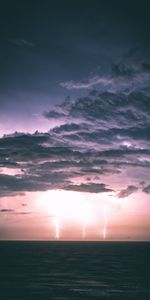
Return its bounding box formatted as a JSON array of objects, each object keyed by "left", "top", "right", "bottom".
[
  {"left": 35, "top": 189, "right": 145, "bottom": 240},
  {"left": 37, "top": 190, "right": 96, "bottom": 239},
  {"left": 1, "top": 189, "right": 149, "bottom": 241},
  {"left": 103, "top": 206, "right": 108, "bottom": 240},
  {"left": 53, "top": 215, "right": 60, "bottom": 240}
]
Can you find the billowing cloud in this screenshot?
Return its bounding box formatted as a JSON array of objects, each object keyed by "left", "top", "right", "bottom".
[
  {"left": 64, "top": 183, "right": 113, "bottom": 193},
  {"left": 142, "top": 185, "right": 150, "bottom": 194},
  {"left": 117, "top": 185, "right": 138, "bottom": 198},
  {"left": 60, "top": 49, "right": 150, "bottom": 93}
]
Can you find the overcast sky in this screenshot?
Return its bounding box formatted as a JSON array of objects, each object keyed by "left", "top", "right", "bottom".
[{"left": 0, "top": 0, "right": 150, "bottom": 240}]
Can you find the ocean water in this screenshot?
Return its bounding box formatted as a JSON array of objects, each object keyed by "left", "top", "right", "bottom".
[{"left": 0, "top": 241, "right": 150, "bottom": 300}]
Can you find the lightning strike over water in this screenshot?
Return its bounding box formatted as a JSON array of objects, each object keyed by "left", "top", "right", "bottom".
[
  {"left": 53, "top": 216, "right": 60, "bottom": 240},
  {"left": 103, "top": 206, "right": 108, "bottom": 240},
  {"left": 82, "top": 222, "right": 86, "bottom": 240}
]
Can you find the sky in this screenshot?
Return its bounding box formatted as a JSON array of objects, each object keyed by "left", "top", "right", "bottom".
[{"left": 0, "top": 0, "right": 150, "bottom": 240}]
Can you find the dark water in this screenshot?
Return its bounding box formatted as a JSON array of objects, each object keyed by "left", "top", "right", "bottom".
[{"left": 0, "top": 241, "right": 150, "bottom": 300}]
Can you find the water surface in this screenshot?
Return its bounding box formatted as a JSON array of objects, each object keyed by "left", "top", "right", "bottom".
[{"left": 0, "top": 241, "right": 150, "bottom": 299}]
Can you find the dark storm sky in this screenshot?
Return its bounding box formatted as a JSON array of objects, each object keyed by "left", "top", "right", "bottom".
[
  {"left": 0, "top": 0, "right": 150, "bottom": 196},
  {"left": 0, "top": 1, "right": 150, "bottom": 240},
  {"left": 0, "top": 1, "right": 150, "bottom": 126}
]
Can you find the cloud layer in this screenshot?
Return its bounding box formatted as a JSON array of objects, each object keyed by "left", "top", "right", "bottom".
[
  {"left": 0, "top": 54, "right": 150, "bottom": 198},
  {"left": 60, "top": 48, "right": 150, "bottom": 93}
]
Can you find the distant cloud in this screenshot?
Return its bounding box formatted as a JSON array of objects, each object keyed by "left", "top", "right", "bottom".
[
  {"left": 0, "top": 208, "right": 31, "bottom": 215},
  {"left": 0, "top": 190, "right": 25, "bottom": 198},
  {"left": 60, "top": 76, "right": 112, "bottom": 90},
  {"left": 64, "top": 183, "right": 113, "bottom": 193},
  {"left": 0, "top": 209, "right": 14, "bottom": 213},
  {"left": 117, "top": 185, "right": 138, "bottom": 198},
  {"left": 142, "top": 185, "right": 150, "bottom": 194},
  {"left": 13, "top": 212, "right": 32, "bottom": 215},
  {"left": 61, "top": 67, "right": 150, "bottom": 93},
  {"left": 10, "top": 38, "right": 35, "bottom": 47}
]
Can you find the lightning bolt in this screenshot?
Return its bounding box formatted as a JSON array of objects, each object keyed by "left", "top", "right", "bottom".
[
  {"left": 103, "top": 206, "right": 108, "bottom": 240},
  {"left": 53, "top": 216, "right": 60, "bottom": 240},
  {"left": 82, "top": 221, "right": 86, "bottom": 239}
]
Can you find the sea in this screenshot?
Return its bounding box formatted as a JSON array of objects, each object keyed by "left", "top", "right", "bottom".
[{"left": 0, "top": 241, "right": 150, "bottom": 300}]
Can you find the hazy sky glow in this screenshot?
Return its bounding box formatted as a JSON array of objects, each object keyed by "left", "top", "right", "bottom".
[{"left": 0, "top": 1, "right": 150, "bottom": 240}]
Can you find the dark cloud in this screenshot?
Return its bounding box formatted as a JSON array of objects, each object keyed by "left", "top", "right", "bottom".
[
  {"left": 0, "top": 208, "right": 31, "bottom": 215},
  {"left": 139, "top": 181, "right": 145, "bottom": 187},
  {"left": 61, "top": 47, "right": 150, "bottom": 92},
  {"left": 64, "top": 183, "right": 113, "bottom": 194},
  {"left": 142, "top": 185, "right": 150, "bottom": 194},
  {"left": 45, "top": 90, "right": 150, "bottom": 133},
  {"left": 0, "top": 190, "right": 25, "bottom": 198},
  {"left": 117, "top": 185, "right": 138, "bottom": 198},
  {"left": 112, "top": 63, "right": 134, "bottom": 78},
  {"left": 13, "top": 212, "right": 32, "bottom": 215},
  {"left": 0, "top": 209, "right": 14, "bottom": 213}
]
